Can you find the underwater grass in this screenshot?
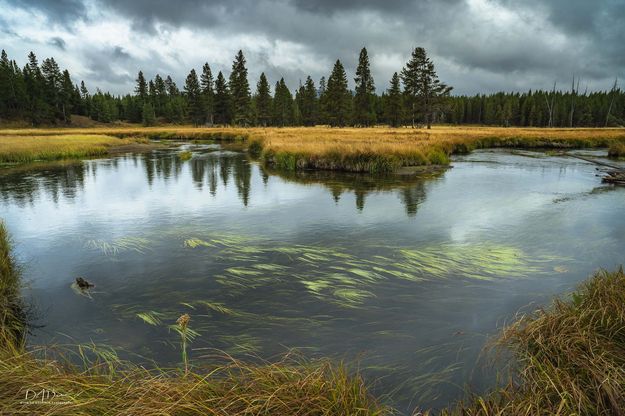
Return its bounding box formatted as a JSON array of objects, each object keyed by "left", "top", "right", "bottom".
[{"left": 0, "top": 135, "right": 148, "bottom": 165}]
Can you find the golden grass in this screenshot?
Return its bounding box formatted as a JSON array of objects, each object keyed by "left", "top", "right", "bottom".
[
  {"left": 608, "top": 142, "right": 625, "bottom": 158},
  {"left": 443, "top": 267, "right": 625, "bottom": 415},
  {"left": 1, "top": 348, "right": 387, "bottom": 416},
  {"left": 0, "top": 135, "right": 149, "bottom": 164},
  {"left": 3, "top": 125, "right": 624, "bottom": 172}
]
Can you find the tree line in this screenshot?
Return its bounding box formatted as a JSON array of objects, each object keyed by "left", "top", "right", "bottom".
[{"left": 1, "top": 48, "right": 623, "bottom": 128}]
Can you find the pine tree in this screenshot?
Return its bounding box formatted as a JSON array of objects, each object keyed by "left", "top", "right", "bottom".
[
  {"left": 401, "top": 47, "right": 452, "bottom": 129},
  {"left": 254, "top": 72, "right": 271, "bottom": 126},
  {"left": 165, "top": 75, "right": 179, "bottom": 96},
  {"left": 142, "top": 102, "right": 156, "bottom": 126},
  {"left": 272, "top": 78, "right": 293, "bottom": 127},
  {"left": 325, "top": 60, "right": 351, "bottom": 127},
  {"left": 229, "top": 50, "right": 252, "bottom": 125},
  {"left": 153, "top": 74, "right": 167, "bottom": 117},
  {"left": 200, "top": 63, "right": 214, "bottom": 125},
  {"left": 353, "top": 47, "right": 376, "bottom": 126},
  {"left": 300, "top": 76, "right": 318, "bottom": 126},
  {"left": 318, "top": 76, "right": 327, "bottom": 125},
  {"left": 184, "top": 68, "right": 204, "bottom": 126},
  {"left": 59, "top": 69, "right": 74, "bottom": 123},
  {"left": 385, "top": 72, "right": 403, "bottom": 127},
  {"left": 135, "top": 70, "right": 148, "bottom": 103},
  {"left": 214, "top": 71, "right": 231, "bottom": 125}
]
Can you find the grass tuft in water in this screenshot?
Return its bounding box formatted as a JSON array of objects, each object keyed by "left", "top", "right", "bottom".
[{"left": 442, "top": 267, "right": 625, "bottom": 415}]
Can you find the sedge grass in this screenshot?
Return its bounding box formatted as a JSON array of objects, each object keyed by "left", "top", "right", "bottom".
[
  {"left": 0, "top": 134, "right": 149, "bottom": 164},
  {"left": 443, "top": 267, "right": 625, "bottom": 415},
  {"left": 608, "top": 142, "right": 625, "bottom": 158},
  {"left": 2, "top": 126, "right": 625, "bottom": 172}
]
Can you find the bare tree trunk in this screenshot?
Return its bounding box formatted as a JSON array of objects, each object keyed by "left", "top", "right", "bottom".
[{"left": 605, "top": 78, "right": 618, "bottom": 127}]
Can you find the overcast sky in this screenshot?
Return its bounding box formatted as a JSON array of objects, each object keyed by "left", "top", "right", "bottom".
[{"left": 1, "top": 0, "right": 623, "bottom": 96}]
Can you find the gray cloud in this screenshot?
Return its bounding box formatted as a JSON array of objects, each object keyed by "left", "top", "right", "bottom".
[
  {"left": 0, "top": 0, "right": 623, "bottom": 95},
  {"left": 49, "top": 36, "right": 66, "bottom": 50},
  {"left": 6, "top": 0, "right": 86, "bottom": 23}
]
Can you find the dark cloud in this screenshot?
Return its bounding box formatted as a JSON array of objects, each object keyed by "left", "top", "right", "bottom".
[
  {"left": 49, "top": 36, "right": 66, "bottom": 50},
  {"left": 6, "top": 0, "right": 86, "bottom": 23},
  {"left": 1, "top": 0, "right": 623, "bottom": 95}
]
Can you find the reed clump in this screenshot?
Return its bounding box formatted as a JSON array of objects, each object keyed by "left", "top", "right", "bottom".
[
  {"left": 0, "top": 221, "right": 26, "bottom": 352},
  {"left": 443, "top": 267, "right": 625, "bottom": 415},
  {"left": 608, "top": 142, "right": 625, "bottom": 158}
]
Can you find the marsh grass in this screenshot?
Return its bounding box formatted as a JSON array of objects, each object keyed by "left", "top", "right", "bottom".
[
  {"left": 0, "top": 345, "right": 387, "bottom": 415},
  {"left": 0, "top": 135, "right": 148, "bottom": 164},
  {"left": 2, "top": 126, "right": 625, "bottom": 172},
  {"left": 442, "top": 267, "right": 625, "bottom": 415},
  {"left": 0, "top": 221, "right": 26, "bottom": 352},
  {"left": 608, "top": 142, "right": 625, "bottom": 158}
]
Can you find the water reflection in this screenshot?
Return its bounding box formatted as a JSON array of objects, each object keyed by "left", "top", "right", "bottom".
[{"left": 0, "top": 146, "right": 439, "bottom": 215}]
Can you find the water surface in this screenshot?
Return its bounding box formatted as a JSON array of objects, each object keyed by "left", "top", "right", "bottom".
[{"left": 2, "top": 144, "right": 624, "bottom": 412}]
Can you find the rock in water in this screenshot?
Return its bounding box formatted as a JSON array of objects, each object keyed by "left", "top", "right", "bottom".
[{"left": 75, "top": 277, "right": 94, "bottom": 289}]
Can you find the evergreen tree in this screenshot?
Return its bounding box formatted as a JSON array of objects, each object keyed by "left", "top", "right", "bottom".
[
  {"left": 153, "top": 74, "right": 167, "bottom": 117},
  {"left": 325, "top": 60, "right": 351, "bottom": 127},
  {"left": 272, "top": 78, "right": 293, "bottom": 126},
  {"left": 135, "top": 70, "right": 148, "bottom": 102},
  {"left": 318, "top": 76, "right": 327, "bottom": 125},
  {"left": 165, "top": 75, "right": 179, "bottom": 96},
  {"left": 184, "top": 68, "right": 204, "bottom": 126},
  {"left": 142, "top": 102, "right": 156, "bottom": 126},
  {"left": 229, "top": 50, "right": 252, "bottom": 125},
  {"left": 353, "top": 47, "right": 376, "bottom": 126},
  {"left": 213, "top": 71, "right": 231, "bottom": 125},
  {"left": 401, "top": 47, "right": 452, "bottom": 129},
  {"left": 200, "top": 63, "right": 214, "bottom": 125},
  {"left": 385, "top": 72, "right": 403, "bottom": 127},
  {"left": 300, "top": 76, "right": 318, "bottom": 126},
  {"left": 254, "top": 72, "right": 272, "bottom": 126}
]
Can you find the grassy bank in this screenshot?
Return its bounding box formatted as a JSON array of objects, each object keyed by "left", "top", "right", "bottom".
[
  {"left": 444, "top": 267, "right": 625, "bottom": 415},
  {"left": 3, "top": 125, "right": 625, "bottom": 172},
  {"left": 0, "top": 221, "right": 27, "bottom": 355},
  {"left": 0, "top": 135, "right": 150, "bottom": 165}
]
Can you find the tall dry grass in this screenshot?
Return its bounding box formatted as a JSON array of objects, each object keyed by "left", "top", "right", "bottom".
[
  {"left": 0, "top": 135, "right": 149, "bottom": 164},
  {"left": 442, "top": 267, "right": 625, "bottom": 415},
  {"left": 2, "top": 126, "right": 625, "bottom": 171}
]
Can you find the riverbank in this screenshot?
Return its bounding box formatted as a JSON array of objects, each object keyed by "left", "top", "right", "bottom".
[
  {"left": 2, "top": 126, "right": 625, "bottom": 172},
  {"left": 0, "top": 135, "right": 154, "bottom": 166}
]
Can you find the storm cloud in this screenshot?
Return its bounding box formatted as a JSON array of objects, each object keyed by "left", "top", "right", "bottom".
[{"left": 0, "top": 0, "right": 622, "bottom": 95}]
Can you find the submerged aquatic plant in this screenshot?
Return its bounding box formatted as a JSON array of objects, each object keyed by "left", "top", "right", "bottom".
[{"left": 84, "top": 237, "right": 151, "bottom": 256}]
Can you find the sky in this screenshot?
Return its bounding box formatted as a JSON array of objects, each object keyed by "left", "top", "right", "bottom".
[{"left": 1, "top": 0, "right": 623, "bottom": 96}]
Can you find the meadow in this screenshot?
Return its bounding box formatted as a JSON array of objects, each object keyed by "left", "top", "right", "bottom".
[
  {"left": 0, "top": 134, "right": 150, "bottom": 165},
  {"left": 2, "top": 125, "right": 625, "bottom": 171}
]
